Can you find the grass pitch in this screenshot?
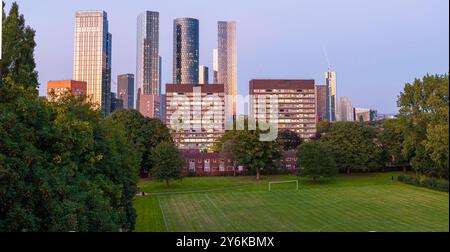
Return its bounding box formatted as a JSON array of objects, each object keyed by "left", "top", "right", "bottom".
[{"left": 134, "top": 173, "right": 449, "bottom": 232}]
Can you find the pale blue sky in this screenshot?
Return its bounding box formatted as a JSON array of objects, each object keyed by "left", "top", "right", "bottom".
[{"left": 4, "top": 0, "right": 449, "bottom": 113}]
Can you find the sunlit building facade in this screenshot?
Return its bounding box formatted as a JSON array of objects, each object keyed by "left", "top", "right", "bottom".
[
  {"left": 325, "top": 70, "right": 337, "bottom": 121},
  {"left": 47, "top": 80, "right": 87, "bottom": 102},
  {"left": 218, "top": 21, "right": 237, "bottom": 118},
  {"left": 250, "top": 79, "right": 317, "bottom": 139},
  {"left": 165, "top": 84, "right": 225, "bottom": 150},
  {"left": 173, "top": 18, "right": 199, "bottom": 84},
  {"left": 73, "top": 10, "right": 112, "bottom": 116},
  {"left": 199, "top": 65, "right": 209, "bottom": 84},
  {"left": 338, "top": 96, "right": 354, "bottom": 122}
]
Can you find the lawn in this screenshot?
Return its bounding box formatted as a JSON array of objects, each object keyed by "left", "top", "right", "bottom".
[{"left": 134, "top": 172, "right": 449, "bottom": 232}]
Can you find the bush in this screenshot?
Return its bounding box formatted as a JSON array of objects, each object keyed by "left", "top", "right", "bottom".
[{"left": 398, "top": 175, "right": 449, "bottom": 192}]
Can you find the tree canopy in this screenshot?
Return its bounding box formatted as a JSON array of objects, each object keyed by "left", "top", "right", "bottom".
[
  {"left": 297, "top": 141, "right": 338, "bottom": 181},
  {"left": 397, "top": 74, "right": 449, "bottom": 179},
  {"left": 107, "top": 109, "right": 172, "bottom": 177},
  {"left": 150, "top": 142, "right": 184, "bottom": 187},
  {"left": 0, "top": 3, "right": 141, "bottom": 231},
  {"left": 215, "top": 119, "right": 282, "bottom": 180},
  {"left": 319, "top": 122, "right": 383, "bottom": 174}
]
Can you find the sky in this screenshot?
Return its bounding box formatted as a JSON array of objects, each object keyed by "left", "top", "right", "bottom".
[{"left": 3, "top": 0, "right": 449, "bottom": 114}]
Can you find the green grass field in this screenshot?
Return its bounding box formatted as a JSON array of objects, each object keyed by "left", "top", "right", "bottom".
[{"left": 134, "top": 172, "right": 449, "bottom": 232}]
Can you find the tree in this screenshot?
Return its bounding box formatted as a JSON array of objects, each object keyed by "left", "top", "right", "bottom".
[
  {"left": 1, "top": 3, "right": 140, "bottom": 231},
  {"left": 378, "top": 119, "right": 409, "bottom": 172},
  {"left": 297, "top": 141, "right": 338, "bottom": 181},
  {"left": 1, "top": 2, "right": 38, "bottom": 91},
  {"left": 397, "top": 74, "right": 449, "bottom": 179},
  {"left": 278, "top": 130, "right": 303, "bottom": 151},
  {"left": 221, "top": 139, "right": 239, "bottom": 176},
  {"left": 320, "top": 122, "right": 384, "bottom": 174},
  {"left": 0, "top": 84, "right": 140, "bottom": 231},
  {"left": 107, "top": 110, "right": 172, "bottom": 177},
  {"left": 151, "top": 142, "right": 184, "bottom": 187},
  {"left": 215, "top": 119, "right": 282, "bottom": 180}
]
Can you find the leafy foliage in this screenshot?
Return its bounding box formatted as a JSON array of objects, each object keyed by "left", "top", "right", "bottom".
[
  {"left": 215, "top": 119, "right": 282, "bottom": 180},
  {"left": 378, "top": 118, "right": 409, "bottom": 168},
  {"left": 0, "top": 3, "right": 141, "bottom": 231},
  {"left": 397, "top": 74, "right": 449, "bottom": 179},
  {"left": 1, "top": 2, "right": 38, "bottom": 91},
  {"left": 277, "top": 130, "right": 303, "bottom": 151},
  {"left": 296, "top": 141, "right": 338, "bottom": 181},
  {"left": 150, "top": 142, "right": 184, "bottom": 187},
  {"left": 320, "top": 122, "right": 384, "bottom": 174},
  {"left": 107, "top": 110, "right": 172, "bottom": 176}
]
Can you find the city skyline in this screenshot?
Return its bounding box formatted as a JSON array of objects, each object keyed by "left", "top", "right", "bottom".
[{"left": 6, "top": 0, "right": 449, "bottom": 114}]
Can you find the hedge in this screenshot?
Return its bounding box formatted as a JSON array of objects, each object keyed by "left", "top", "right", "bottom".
[{"left": 398, "top": 175, "right": 449, "bottom": 192}]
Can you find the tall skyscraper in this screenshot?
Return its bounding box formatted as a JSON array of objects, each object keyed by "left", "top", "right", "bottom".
[
  {"left": 74, "top": 11, "right": 112, "bottom": 116},
  {"left": 213, "top": 48, "right": 219, "bottom": 84},
  {"left": 173, "top": 18, "right": 199, "bottom": 84},
  {"left": 315, "top": 85, "right": 327, "bottom": 121},
  {"left": 217, "top": 21, "right": 237, "bottom": 118},
  {"left": 136, "top": 11, "right": 160, "bottom": 97},
  {"left": 325, "top": 70, "right": 337, "bottom": 121},
  {"left": 117, "top": 74, "right": 134, "bottom": 109},
  {"left": 199, "top": 65, "right": 209, "bottom": 84},
  {"left": 338, "top": 96, "right": 354, "bottom": 122}
]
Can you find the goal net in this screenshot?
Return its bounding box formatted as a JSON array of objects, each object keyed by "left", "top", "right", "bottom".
[{"left": 268, "top": 180, "right": 299, "bottom": 192}]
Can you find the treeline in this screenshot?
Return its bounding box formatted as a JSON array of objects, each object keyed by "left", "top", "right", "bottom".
[{"left": 0, "top": 2, "right": 177, "bottom": 232}]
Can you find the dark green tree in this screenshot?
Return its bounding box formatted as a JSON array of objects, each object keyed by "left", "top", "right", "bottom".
[
  {"left": 215, "top": 119, "right": 282, "bottom": 180},
  {"left": 397, "top": 74, "right": 449, "bottom": 179},
  {"left": 320, "top": 122, "right": 384, "bottom": 174},
  {"left": 278, "top": 129, "right": 303, "bottom": 151},
  {"left": 1, "top": 2, "right": 38, "bottom": 91},
  {"left": 107, "top": 110, "right": 172, "bottom": 176},
  {"left": 150, "top": 142, "right": 184, "bottom": 187},
  {"left": 297, "top": 141, "right": 338, "bottom": 181},
  {"left": 378, "top": 119, "right": 409, "bottom": 172},
  {"left": 1, "top": 3, "right": 140, "bottom": 231}
]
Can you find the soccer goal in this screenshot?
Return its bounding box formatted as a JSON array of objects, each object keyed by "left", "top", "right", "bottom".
[{"left": 268, "top": 180, "right": 299, "bottom": 192}]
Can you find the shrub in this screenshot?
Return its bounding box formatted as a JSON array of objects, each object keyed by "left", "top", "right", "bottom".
[{"left": 398, "top": 175, "right": 449, "bottom": 192}]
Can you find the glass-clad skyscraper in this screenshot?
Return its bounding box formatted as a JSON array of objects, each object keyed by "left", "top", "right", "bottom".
[
  {"left": 117, "top": 74, "right": 135, "bottom": 109},
  {"left": 173, "top": 18, "right": 199, "bottom": 84},
  {"left": 136, "top": 11, "right": 160, "bottom": 98},
  {"left": 74, "top": 10, "right": 112, "bottom": 116},
  {"left": 325, "top": 70, "right": 337, "bottom": 121},
  {"left": 218, "top": 21, "right": 237, "bottom": 117}
]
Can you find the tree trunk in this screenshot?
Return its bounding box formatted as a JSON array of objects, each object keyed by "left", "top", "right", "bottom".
[
  {"left": 256, "top": 168, "right": 261, "bottom": 181},
  {"left": 403, "top": 166, "right": 407, "bottom": 173},
  {"left": 346, "top": 167, "right": 351, "bottom": 175},
  {"left": 166, "top": 179, "right": 170, "bottom": 187}
]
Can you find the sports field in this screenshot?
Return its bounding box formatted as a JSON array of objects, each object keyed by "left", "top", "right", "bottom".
[{"left": 134, "top": 173, "right": 449, "bottom": 232}]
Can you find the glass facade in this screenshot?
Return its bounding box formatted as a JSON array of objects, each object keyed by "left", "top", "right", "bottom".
[
  {"left": 325, "top": 70, "right": 337, "bottom": 121},
  {"left": 218, "top": 21, "right": 237, "bottom": 117},
  {"left": 173, "top": 18, "right": 199, "bottom": 84},
  {"left": 73, "top": 10, "right": 112, "bottom": 116},
  {"left": 117, "top": 74, "right": 135, "bottom": 109},
  {"left": 136, "top": 11, "right": 160, "bottom": 99}
]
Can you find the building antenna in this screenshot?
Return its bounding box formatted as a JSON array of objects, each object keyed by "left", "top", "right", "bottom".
[{"left": 322, "top": 46, "right": 332, "bottom": 71}]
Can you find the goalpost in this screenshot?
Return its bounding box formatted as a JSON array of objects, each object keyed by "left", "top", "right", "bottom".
[{"left": 268, "top": 180, "right": 299, "bottom": 192}]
